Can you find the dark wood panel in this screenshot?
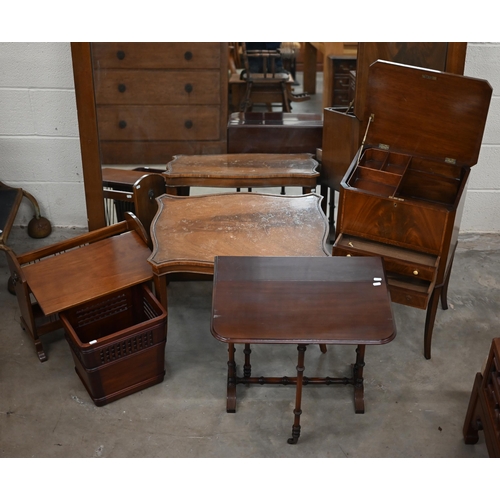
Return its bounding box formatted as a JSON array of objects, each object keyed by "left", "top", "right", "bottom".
[{"left": 71, "top": 42, "right": 106, "bottom": 230}]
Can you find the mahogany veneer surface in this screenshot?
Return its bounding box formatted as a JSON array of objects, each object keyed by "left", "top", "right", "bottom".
[
  {"left": 211, "top": 255, "right": 396, "bottom": 345},
  {"left": 164, "top": 153, "right": 319, "bottom": 188},
  {"left": 148, "top": 192, "right": 329, "bottom": 276},
  {"left": 22, "top": 231, "right": 152, "bottom": 316}
]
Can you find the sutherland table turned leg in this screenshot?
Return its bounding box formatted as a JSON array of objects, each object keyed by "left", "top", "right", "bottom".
[
  {"left": 243, "top": 343, "right": 252, "bottom": 378},
  {"left": 288, "top": 344, "right": 307, "bottom": 445},
  {"left": 227, "top": 343, "right": 237, "bottom": 413},
  {"left": 353, "top": 345, "right": 366, "bottom": 414}
]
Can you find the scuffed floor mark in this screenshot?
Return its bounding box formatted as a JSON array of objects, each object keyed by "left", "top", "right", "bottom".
[
  {"left": 71, "top": 395, "right": 86, "bottom": 405},
  {"left": 94, "top": 445, "right": 104, "bottom": 457}
]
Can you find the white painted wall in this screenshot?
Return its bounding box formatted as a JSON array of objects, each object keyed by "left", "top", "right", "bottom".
[
  {"left": 0, "top": 42, "right": 87, "bottom": 229},
  {"left": 0, "top": 42, "right": 499, "bottom": 232},
  {"left": 463, "top": 42, "right": 500, "bottom": 232}
]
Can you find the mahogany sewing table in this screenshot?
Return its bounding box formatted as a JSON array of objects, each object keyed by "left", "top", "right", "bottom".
[
  {"left": 147, "top": 192, "right": 330, "bottom": 311},
  {"left": 211, "top": 255, "right": 396, "bottom": 444}
]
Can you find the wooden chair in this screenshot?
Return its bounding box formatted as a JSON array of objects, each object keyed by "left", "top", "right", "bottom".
[
  {"left": 5, "top": 212, "right": 152, "bottom": 362},
  {"left": 239, "top": 43, "right": 309, "bottom": 112},
  {"left": 102, "top": 170, "right": 167, "bottom": 236}
]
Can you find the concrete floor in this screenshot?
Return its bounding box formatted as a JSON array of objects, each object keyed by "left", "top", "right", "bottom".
[
  {"left": 1, "top": 74, "right": 496, "bottom": 470},
  {"left": 1, "top": 224, "right": 498, "bottom": 459}
]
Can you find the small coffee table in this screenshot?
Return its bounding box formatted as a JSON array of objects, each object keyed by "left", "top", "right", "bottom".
[
  {"left": 164, "top": 153, "right": 319, "bottom": 195},
  {"left": 211, "top": 255, "right": 397, "bottom": 444},
  {"left": 147, "top": 192, "right": 330, "bottom": 311}
]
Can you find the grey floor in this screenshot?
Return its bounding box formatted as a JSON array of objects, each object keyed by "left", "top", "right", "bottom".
[
  {"left": 1, "top": 72, "right": 497, "bottom": 467},
  {"left": 1, "top": 226, "right": 499, "bottom": 460}
]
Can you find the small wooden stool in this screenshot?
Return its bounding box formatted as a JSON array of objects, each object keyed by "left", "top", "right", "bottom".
[{"left": 211, "top": 255, "right": 396, "bottom": 444}]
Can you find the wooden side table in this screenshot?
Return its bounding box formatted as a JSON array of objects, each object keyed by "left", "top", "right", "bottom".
[
  {"left": 101, "top": 168, "right": 167, "bottom": 232},
  {"left": 463, "top": 338, "right": 500, "bottom": 457},
  {"left": 211, "top": 255, "right": 396, "bottom": 444},
  {"left": 164, "top": 153, "right": 319, "bottom": 195},
  {"left": 147, "top": 192, "right": 330, "bottom": 312},
  {"left": 6, "top": 213, "right": 153, "bottom": 362}
]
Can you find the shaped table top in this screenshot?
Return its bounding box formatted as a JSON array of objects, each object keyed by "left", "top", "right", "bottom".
[{"left": 148, "top": 192, "right": 329, "bottom": 276}]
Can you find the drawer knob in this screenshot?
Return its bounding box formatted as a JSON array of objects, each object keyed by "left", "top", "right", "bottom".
[
  {"left": 413, "top": 270, "right": 419, "bottom": 276},
  {"left": 184, "top": 83, "right": 193, "bottom": 93},
  {"left": 184, "top": 120, "right": 193, "bottom": 129},
  {"left": 118, "top": 84, "right": 126, "bottom": 93},
  {"left": 116, "top": 50, "right": 126, "bottom": 60},
  {"left": 346, "top": 254, "right": 352, "bottom": 257},
  {"left": 119, "top": 120, "right": 127, "bottom": 129},
  {"left": 184, "top": 51, "right": 193, "bottom": 61}
]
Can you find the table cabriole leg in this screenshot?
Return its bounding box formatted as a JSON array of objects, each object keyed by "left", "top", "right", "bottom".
[
  {"left": 353, "top": 345, "right": 366, "bottom": 414},
  {"left": 288, "top": 344, "right": 307, "bottom": 444},
  {"left": 227, "top": 343, "right": 237, "bottom": 413},
  {"left": 424, "top": 288, "right": 441, "bottom": 360}
]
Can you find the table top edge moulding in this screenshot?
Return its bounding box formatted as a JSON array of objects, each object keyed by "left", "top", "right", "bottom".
[
  {"left": 211, "top": 255, "right": 397, "bottom": 346},
  {"left": 164, "top": 153, "right": 320, "bottom": 182},
  {"left": 147, "top": 192, "right": 330, "bottom": 276}
]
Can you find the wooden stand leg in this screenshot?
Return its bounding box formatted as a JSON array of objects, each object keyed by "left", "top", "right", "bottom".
[
  {"left": 424, "top": 287, "right": 441, "bottom": 360},
  {"left": 320, "top": 185, "right": 328, "bottom": 215},
  {"left": 288, "top": 344, "right": 306, "bottom": 444},
  {"left": 227, "top": 343, "right": 237, "bottom": 413},
  {"left": 353, "top": 345, "right": 366, "bottom": 414},
  {"left": 440, "top": 262, "right": 455, "bottom": 312},
  {"left": 153, "top": 274, "right": 168, "bottom": 313}
]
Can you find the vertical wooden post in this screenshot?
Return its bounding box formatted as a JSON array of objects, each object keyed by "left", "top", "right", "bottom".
[{"left": 71, "top": 42, "right": 106, "bottom": 231}]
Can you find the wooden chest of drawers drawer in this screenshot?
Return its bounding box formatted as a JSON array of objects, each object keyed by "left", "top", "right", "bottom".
[
  {"left": 92, "top": 42, "right": 221, "bottom": 69},
  {"left": 332, "top": 233, "right": 439, "bottom": 310},
  {"left": 94, "top": 70, "right": 221, "bottom": 105},
  {"left": 96, "top": 105, "right": 221, "bottom": 141},
  {"left": 333, "top": 233, "right": 439, "bottom": 282}
]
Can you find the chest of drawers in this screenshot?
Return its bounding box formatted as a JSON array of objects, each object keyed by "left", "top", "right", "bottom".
[
  {"left": 91, "top": 42, "right": 228, "bottom": 164},
  {"left": 329, "top": 55, "right": 357, "bottom": 108},
  {"left": 332, "top": 61, "right": 492, "bottom": 359}
]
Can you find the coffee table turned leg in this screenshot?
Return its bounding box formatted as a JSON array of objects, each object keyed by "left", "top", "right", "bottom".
[
  {"left": 227, "top": 343, "right": 237, "bottom": 413},
  {"left": 353, "top": 345, "right": 366, "bottom": 414},
  {"left": 243, "top": 343, "right": 252, "bottom": 378},
  {"left": 288, "top": 344, "right": 307, "bottom": 444}
]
